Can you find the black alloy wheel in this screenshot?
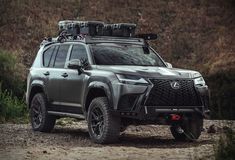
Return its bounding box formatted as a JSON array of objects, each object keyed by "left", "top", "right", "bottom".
[
  {"left": 31, "top": 96, "right": 43, "bottom": 129},
  {"left": 90, "top": 107, "right": 104, "bottom": 138},
  {"left": 87, "top": 97, "right": 120, "bottom": 144},
  {"left": 30, "top": 93, "right": 56, "bottom": 132}
]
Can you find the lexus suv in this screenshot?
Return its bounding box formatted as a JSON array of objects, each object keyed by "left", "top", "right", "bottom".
[{"left": 26, "top": 36, "right": 210, "bottom": 144}]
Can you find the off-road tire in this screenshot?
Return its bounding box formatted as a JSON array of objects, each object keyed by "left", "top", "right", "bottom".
[
  {"left": 170, "top": 114, "right": 203, "bottom": 141},
  {"left": 30, "top": 93, "right": 56, "bottom": 132},
  {"left": 87, "top": 97, "right": 120, "bottom": 144}
]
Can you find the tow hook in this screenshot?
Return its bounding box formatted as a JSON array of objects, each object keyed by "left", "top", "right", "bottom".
[
  {"left": 170, "top": 114, "right": 181, "bottom": 121},
  {"left": 176, "top": 126, "right": 184, "bottom": 134}
]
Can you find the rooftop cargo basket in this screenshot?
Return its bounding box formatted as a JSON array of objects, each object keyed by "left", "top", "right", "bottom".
[{"left": 58, "top": 20, "right": 104, "bottom": 36}]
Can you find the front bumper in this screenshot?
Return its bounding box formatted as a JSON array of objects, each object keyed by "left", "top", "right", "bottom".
[{"left": 111, "top": 79, "right": 210, "bottom": 120}]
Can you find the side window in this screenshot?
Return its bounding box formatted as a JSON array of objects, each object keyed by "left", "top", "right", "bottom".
[
  {"left": 54, "top": 45, "right": 70, "bottom": 68},
  {"left": 49, "top": 46, "right": 58, "bottom": 67},
  {"left": 70, "top": 44, "right": 88, "bottom": 64},
  {"left": 43, "top": 46, "right": 55, "bottom": 67}
]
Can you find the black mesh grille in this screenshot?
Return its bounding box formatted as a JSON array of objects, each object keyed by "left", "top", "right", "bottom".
[{"left": 145, "top": 79, "right": 201, "bottom": 106}]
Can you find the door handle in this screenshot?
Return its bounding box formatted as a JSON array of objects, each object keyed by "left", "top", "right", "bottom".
[
  {"left": 61, "top": 73, "right": 68, "bottom": 78},
  {"left": 43, "top": 71, "right": 50, "bottom": 76}
]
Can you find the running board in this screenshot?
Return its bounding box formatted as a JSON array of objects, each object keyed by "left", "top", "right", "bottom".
[{"left": 48, "top": 111, "right": 85, "bottom": 119}]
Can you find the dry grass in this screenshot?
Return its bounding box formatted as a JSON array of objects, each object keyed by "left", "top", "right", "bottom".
[
  {"left": 79, "top": 0, "right": 235, "bottom": 74},
  {"left": 0, "top": 0, "right": 234, "bottom": 74},
  {"left": 0, "top": 0, "right": 80, "bottom": 66}
]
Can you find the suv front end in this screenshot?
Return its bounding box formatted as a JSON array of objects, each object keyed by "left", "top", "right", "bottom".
[
  {"left": 109, "top": 70, "right": 210, "bottom": 121},
  {"left": 90, "top": 41, "right": 209, "bottom": 141}
]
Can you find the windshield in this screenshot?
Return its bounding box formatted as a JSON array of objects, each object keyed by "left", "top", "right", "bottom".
[{"left": 90, "top": 43, "right": 166, "bottom": 67}]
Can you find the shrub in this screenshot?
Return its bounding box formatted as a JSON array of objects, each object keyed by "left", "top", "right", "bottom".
[
  {"left": 0, "top": 49, "right": 27, "bottom": 123},
  {"left": 0, "top": 84, "right": 28, "bottom": 123},
  {"left": 0, "top": 49, "right": 26, "bottom": 97}
]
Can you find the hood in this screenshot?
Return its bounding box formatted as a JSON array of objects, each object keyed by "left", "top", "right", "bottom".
[{"left": 96, "top": 65, "right": 200, "bottom": 79}]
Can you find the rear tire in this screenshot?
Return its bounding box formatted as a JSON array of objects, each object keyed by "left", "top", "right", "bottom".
[
  {"left": 170, "top": 114, "right": 203, "bottom": 141},
  {"left": 30, "top": 93, "right": 56, "bottom": 132},
  {"left": 87, "top": 97, "right": 120, "bottom": 144}
]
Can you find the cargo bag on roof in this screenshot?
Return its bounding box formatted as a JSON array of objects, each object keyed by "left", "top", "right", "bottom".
[
  {"left": 58, "top": 20, "right": 104, "bottom": 36},
  {"left": 58, "top": 20, "right": 80, "bottom": 36},
  {"left": 79, "top": 21, "right": 104, "bottom": 36},
  {"left": 111, "top": 23, "right": 136, "bottom": 37},
  {"left": 103, "top": 24, "right": 112, "bottom": 36}
]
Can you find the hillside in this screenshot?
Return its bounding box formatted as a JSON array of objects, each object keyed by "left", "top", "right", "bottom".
[
  {"left": 1, "top": 0, "right": 234, "bottom": 74},
  {"left": 80, "top": 0, "right": 235, "bottom": 75},
  {"left": 0, "top": 0, "right": 234, "bottom": 119}
]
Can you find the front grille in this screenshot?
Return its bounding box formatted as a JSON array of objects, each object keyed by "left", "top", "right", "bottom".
[{"left": 145, "top": 79, "right": 201, "bottom": 106}]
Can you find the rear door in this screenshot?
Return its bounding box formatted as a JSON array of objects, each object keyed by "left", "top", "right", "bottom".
[
  {"left": 47, "top": 44, "right": 71, "bottom": 105},
  {"left": 41, "top": 45, "right": 56, "bottom": 102}
]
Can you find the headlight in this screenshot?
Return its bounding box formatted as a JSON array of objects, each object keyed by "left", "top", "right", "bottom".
[
  {"left": 192, "top": 72, "right": 202, "bottom": 78},
  {"left": 116, "top": 74, "right": 148, "bottom": 85},
  {"left": 194, "top": 77, "right": 205, "bottom": 86}
]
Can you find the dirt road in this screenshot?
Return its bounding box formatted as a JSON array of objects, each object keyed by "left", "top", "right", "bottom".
[{"left": 0, "top": 120, "right": 232, "bottom": 160}]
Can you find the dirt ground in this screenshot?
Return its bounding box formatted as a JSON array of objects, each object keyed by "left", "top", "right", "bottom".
[{"left": 0, "top": 120, "right": 233, "bottom": 160}]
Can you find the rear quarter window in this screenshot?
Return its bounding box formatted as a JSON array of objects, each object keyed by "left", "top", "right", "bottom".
[{"left": 43, "top": 46, "right": 55, "bottom": 67}]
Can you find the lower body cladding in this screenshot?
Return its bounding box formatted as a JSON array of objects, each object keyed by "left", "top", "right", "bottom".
[{"left": 111, "top": 79, "right": 210, "bottom": 124}]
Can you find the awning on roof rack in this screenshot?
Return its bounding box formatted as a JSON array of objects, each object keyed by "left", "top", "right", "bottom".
[{"left": 135, "top": 34, "right": 158, "bottom": 40}]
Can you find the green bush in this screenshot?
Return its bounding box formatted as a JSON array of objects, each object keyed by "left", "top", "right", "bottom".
[
  {"left": 0, "top": 49, "right": 27, "bottom": 123},
  {"left": 0, "top": 49, "right": 26, "bottom": 97},
  {"left": 0, "top": 84, "right": 28, "bottom": 123}
]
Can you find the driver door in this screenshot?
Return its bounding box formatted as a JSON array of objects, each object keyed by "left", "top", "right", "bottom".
[{"left": 59, "top": 44, "right": 89, "bottom": 113}]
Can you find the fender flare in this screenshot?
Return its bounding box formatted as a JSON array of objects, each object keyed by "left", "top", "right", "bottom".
[
  {"left": 28, "top": 80, "right": 47, "bottom": 107},
  {"left": 83, "top": 81, "right": 113, "bottom": 113}
]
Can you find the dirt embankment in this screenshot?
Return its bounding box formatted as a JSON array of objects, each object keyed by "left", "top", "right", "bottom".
[{"left": 0, "top": 120, "right": 233, "bottom": 160}]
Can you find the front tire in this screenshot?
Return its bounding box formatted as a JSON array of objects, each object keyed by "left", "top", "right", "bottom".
[
  {"left": 30, "top": 93, "right": 56, "bottom": 132},
  {"left": 170, "top": 114, "right": 203, "bottom": 141},
  {"left": 87, "top": 97, "right": 120, "bottom": 144}
]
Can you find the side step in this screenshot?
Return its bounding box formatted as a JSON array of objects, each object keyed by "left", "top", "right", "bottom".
[{"left": 48, "top": 111, "right": 85, "bottom": 120}]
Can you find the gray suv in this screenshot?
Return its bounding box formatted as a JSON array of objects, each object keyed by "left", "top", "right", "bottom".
[{"left": 26, "top": 35, "right": 210, "bottom": 144}]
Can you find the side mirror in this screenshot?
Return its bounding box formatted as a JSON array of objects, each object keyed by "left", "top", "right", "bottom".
[
  {"left": 67, "top": 59, "right": 83, "bottom": 74},
  {"left": 166, "top": 62, "right": 173, "bottom": 68}
]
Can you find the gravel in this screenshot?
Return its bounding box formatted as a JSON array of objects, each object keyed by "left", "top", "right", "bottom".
[{"left": 0, "top": 120, "right": 233, "bottom": 160}]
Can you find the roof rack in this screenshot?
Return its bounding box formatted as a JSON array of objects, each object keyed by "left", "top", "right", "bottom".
[
  {"left": 135, "top": 33, "right": 158, "bottom": 40},
  {"left": 40, "top": 20, "right": 157, "bottom": 46},
  {"left": 85, "top": 36, "right": 145, "bottom": 45}
]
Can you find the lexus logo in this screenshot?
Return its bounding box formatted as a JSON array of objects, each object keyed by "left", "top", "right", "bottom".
[{"left": 170, "top": 81, "right": 180, "bottom": 89}]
